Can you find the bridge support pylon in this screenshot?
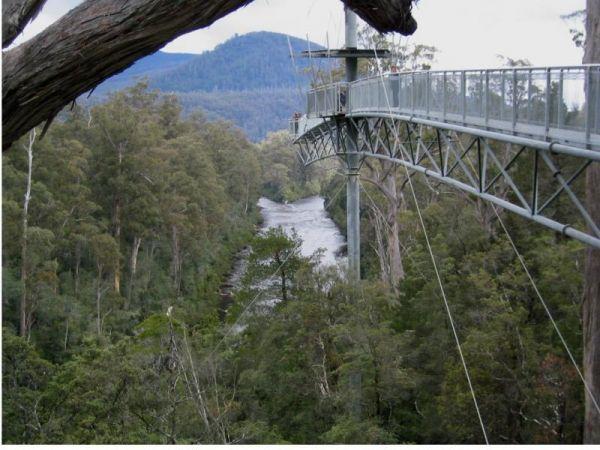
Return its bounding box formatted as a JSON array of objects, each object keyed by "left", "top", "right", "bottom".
[
  {"left": 294, "top": 8, "right": 392, "bottom": 281},
  {"left": 346, "top": 150, "right": 361, "bottom": 282},
  {"left": 345, "top": 6, "right": 361, "bottom": 282}
]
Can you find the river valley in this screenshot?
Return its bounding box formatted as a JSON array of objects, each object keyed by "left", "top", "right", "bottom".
[
  {"left": 220, "top": 196, "right": 346, "bottom": 318},
  {"left": 257, "top": 196, "right": 346, "bottom": 268}
]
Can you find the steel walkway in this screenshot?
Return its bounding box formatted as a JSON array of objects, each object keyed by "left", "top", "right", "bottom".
[{"left": 290, "top": 65, "right": 600, "bottom": 248}]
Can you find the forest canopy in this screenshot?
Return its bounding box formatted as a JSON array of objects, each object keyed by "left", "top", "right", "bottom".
[{"left": 2, "top": 77, "right": 590, "bottom": 444}]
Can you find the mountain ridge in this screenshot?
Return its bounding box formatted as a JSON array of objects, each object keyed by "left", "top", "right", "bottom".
[{"left": 92, "top": 32, "right": 332, "bottom": 141}]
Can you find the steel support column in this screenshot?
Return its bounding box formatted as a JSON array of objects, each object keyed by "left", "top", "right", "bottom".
[
  {"left": 346, "top": 149, "right": 361, "bottom": 280},
  {"left": 345, "top": 6, "right": 361, "bottom": 281}
]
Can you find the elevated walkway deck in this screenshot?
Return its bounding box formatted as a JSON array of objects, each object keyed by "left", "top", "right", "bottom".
[{"left": 292, "top": 65, "right": 600, "bottom": 151}]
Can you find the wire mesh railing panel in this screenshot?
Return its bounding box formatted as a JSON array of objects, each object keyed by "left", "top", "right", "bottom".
[
  {"left": 487, "top": 71, "right": 505, "bottom": 122},
  {"left": 561, "top": 70, "right": 586, "bottom": 130},
  {"left": 514, "top": 70, "right": 530, "bottom": 125},
  {"left": 399, "top": 74, "right": 412, "bottom": 110},
  {"left": 549, "top": 70, "right": 562, "bottom": 129},
  {"left": 413, "top": 72, "right": 428, "bottom": 112},
  {"left": 445, "top": 72, "right": 463, "bottom": 116},
  {"left": 466, "top": 71, "right": 485, "bottom": 118},
  {"left": 525, "top": 69, "right": 548, "bottom": 127},
  {"left": 428, "top": 72, "right": 445, "bottom": 113}
]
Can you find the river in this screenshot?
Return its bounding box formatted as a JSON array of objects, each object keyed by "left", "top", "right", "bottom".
[
  {"left": 219, "top": 196, "right": 346, "bottom": 318},
  {"left": 257, "top": 196, "right": 346, "bottom": 268}
]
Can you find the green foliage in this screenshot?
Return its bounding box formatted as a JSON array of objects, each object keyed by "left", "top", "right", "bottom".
[
  {"left": 90, "top": 234, "right": 120, "bottom": 273},
  {"left": 2, "top": 82, "right": 264, "bottom": 442},
  {"left": 257, "top": 131, "right": 324, "bottom": 202},
  {"left": 321, "top": 417, "right": 396, "bottom": 444},
  {"left": 176, "top": 88, "right": 304, "bottom": 142},
  {"left": 134, "top": 313, "right": 182, "bottom": 339},
  {"left": 3, "top": 64, "right": 588, "bottom": 445},
  {"left": 236, "top": 227, "right": 306, "bottom": 306},
  {"left": 2, "top": 328, "right": 54, "bottom": 444},
  {"left": 92, "top": 32, "right": 334, "bottom": 141}
]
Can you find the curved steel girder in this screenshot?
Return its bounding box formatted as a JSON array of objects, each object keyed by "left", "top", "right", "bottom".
[{"left": 294, "top": 116, "right": 600, "bottom": 249}]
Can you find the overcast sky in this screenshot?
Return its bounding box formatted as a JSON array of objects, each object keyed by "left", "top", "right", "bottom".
[{"left": 12, "top": 0, "right": 585, "bottom": 69}]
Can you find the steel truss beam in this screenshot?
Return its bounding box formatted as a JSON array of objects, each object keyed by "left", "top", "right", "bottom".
[{"left": 294, "top": 117, "right": 600, "bottom": 249}]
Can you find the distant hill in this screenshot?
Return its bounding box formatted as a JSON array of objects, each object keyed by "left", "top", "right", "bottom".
[
  {"left": 152, "top": 32, "right": 322, "bottom": 92},
  {"left": 176, "top": 88, "right": 304, "bottom": 142},
  {"left": 94, "top": 32, "right": 334, "bottom": 140},
  {"left": 94, "top": 52, "right": 197, "bottom": 95}
]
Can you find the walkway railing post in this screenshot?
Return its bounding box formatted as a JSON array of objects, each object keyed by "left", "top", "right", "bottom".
[
  {"left": 585, "top": 66, "right": 592, "bottom": 142},
  {"left": 545, "top": 68, "right": 551, "bottom": 138},
  {"left": 558, "top": 69, "right": 564, "bottom": 129}
]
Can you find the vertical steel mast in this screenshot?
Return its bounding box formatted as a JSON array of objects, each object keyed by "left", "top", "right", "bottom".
[
  {"left": 294, "top": 10, "right": 390, "bottom": 281},
  {"left": 345, "top": 7, "right": 361, "bottom": 282}
]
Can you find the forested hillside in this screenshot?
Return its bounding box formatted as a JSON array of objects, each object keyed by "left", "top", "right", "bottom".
[
  {"left": 93, "top": 52, "right": 197, "bottom": 95},
  {"left": 176, "top": 88, "right": 302, "bottom": 146},
  {"left": 2, "top": 84, "right": 263, "bottom": 355},
  {"left": 92, "top": 32, "right": 331, "bottom": 141},
  {"left": 153, "top": 32, "right": 322, "bottom": 92},
  {"left": 2, "top": 79, "right": 589, "bottom": 444}
]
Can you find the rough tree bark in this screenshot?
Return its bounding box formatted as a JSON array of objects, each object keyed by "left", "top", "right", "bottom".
[
  {"left": 383, "top": 171, "right": 405, "bottom": 286},
  {"left": 583, "top": 0, "right": 600, "bottom": 442},
  {"left": 2, "top": 0, "right": 47, "bottom": 47},
  {"left": 344, "top": 0, "right": 416, "bottom": 34},
  {"left": 2, "top": 0, "right": 417, "bottom": 150},
  {"left": 362, "top": 160, "right": 405, "bottom": 291}
]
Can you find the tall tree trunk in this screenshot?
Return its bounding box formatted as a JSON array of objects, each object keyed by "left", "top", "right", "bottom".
[
  {"left": 280, "top": 261, "right": 287, "bottom": 302},
  {"left": 113, "top": 197, "right": 121, "bottom": 293},
  {"left": 74, "top": 239, "right": 81, "bottom": 298},
  {"left": 383, "top": 171, "right": 405, "bottom": 287},
  {"left": 371, "top": 208, "right": 390, "bottom": 285},
  {"left": 584, "top": 165, "right": 600, "bottom": 444},
  {"left": 64, "top": 283, "right": 71, "bottom": 351},
  {"left": 112, "top": 143, "right": 123, "bottom": 294},
  {"left": 19, "top": 129, "right": 35, "bottom": 337},
  {"left": 63, "top": 312, "right": 69, "bottom": 350},
  {"left": 583, "top": 0, "right": 600, "bottom": 442},
  {"left": 126, "top": 236, "right": 142, "bottom": 310},
  {"left": 96, "top": 266, "right": 103, "bottom": 336},
  {"left": 244, "top": 182, "right": 250, "bottom": 215},
  {"left": 362, "top": 161, "right": 405, "bottom": 292},
  {"left": 171, "top": 225, "right": 181, "bottom": 294}
]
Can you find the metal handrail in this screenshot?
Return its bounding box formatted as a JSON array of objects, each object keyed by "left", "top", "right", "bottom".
[
  {"left": 304, "top": 65, "right": 600, "bottom": 149},
  {"left": 347, "top": 64, "right": 600, "bottom": 83}
]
